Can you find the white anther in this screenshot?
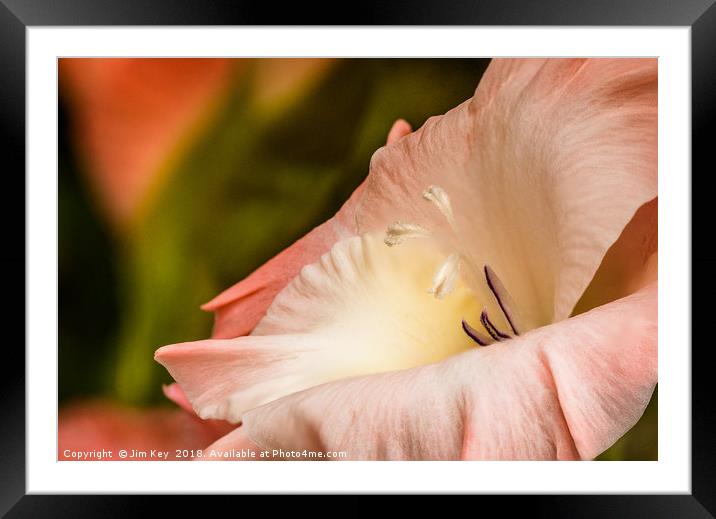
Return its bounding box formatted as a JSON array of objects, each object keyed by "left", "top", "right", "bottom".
[
  {"left": 422, "top": 185, "right": 456, "bottom": 228},
  {"left": 428, "top": 253, "right": 460, "bottom": 299},
  {"left": 384, "top": 222, "right": 432, "bottom": 247}
]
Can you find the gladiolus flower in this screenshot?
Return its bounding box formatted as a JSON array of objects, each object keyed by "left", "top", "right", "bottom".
[{"left": 155, "top": 58, "right": 657, "bottom": 460}]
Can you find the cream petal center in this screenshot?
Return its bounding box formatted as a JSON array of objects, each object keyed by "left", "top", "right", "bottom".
[
  {"left": 385, "top": 184, "right": 524, "bottom": 345},
  {"left": 253, "top": 234, "right": 485, "bottom": 377}
]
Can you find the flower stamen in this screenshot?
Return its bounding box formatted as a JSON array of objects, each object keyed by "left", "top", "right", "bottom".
[
  {"left": 484, "top": 265, "right": 522, "bottom": 335},
  {"left": 422, "top": 185, "right": 456, "bottom": 229},
  {"left": 461, "top": 319, "right": 491, "bottom": 346},
  {"left": 480, "top": 309, "right": 511, "bottom": 341},
  {"left": 384, "top": 222, "right": 432, "bottom": 247},
  {"left": 463, "top": 264, "right": 522, "bottom": 346},
  {"left": 381, "top": 185, "right": 525, "bottom": 348},
  {"left": 383, "top": 185, "right": 463, "bottom": 300},
  {"left": 428, "top": 253, "right": 460, "bottom": 299}
]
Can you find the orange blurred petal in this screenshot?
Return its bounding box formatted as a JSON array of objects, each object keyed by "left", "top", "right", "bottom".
[
  {"left": 60, "top": 58, "right": 235, "bottom": 228},
  {"left": 58, "top": 400, "right": 234, "bottom": 460}
]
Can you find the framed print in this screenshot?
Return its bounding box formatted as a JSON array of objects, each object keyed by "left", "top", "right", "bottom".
[{"left": 1, "top": 0, "right": 712, "bottom": 514}]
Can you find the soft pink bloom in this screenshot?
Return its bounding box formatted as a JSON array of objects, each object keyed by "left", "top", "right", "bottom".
[{"left": 156, "top": 58, "right": 657, "bottom": 460}]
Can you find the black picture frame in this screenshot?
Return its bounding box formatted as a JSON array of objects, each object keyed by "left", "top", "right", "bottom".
[{"left": 2, "top": 0, "right": 712, "bottom": 515}]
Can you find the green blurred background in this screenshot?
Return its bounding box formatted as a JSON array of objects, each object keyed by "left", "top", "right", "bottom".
[{"left": 58, "top": 58, "right": 656, "bottom": 460}]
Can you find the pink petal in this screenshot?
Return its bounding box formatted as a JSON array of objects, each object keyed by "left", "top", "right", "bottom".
[
  {"left": 202, "top": 426, "right": 265, "bottom": 461},
  {"left": 239, "top": 283, "right": 656, "bottom": 460},
  {"left": 162, "top": 383, "right": 194, "bottom": 413},
  {"left": 155, "top": 334, "right": 331, "bottom": 422},
  {"left": 386, "top": 118, "right": 413, "bottom": 144},
  {"left": 574, "top": 197, "right": 657, "bottom": 314}
]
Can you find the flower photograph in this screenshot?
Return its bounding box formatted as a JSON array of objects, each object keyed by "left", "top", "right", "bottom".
[{"left": 58, "top": 57, "right": 657, "bottom": 461}]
